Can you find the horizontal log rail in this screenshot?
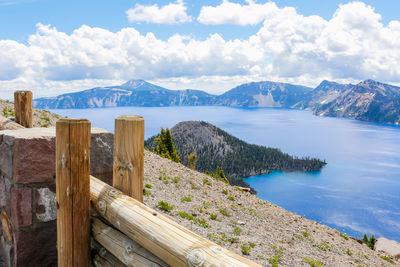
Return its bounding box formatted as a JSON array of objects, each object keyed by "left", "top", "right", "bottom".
[
  {"left": 92, "top": 218, "right": 168, "bottom": 266},
  {"left": 90, "top": 175, "right": 261, "bottom": 267}
]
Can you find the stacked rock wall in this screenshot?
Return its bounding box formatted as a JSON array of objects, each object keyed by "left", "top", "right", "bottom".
[{"left": 0, "top": 127, "right": 113, "bottom": 266}]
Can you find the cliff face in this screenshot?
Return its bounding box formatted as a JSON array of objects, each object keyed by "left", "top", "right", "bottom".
[
  {"left": 314, "top": 80, "right": 400, "bottom": 124},
  {"left": 215, "top": 81, "right": 311, "bottom": 107},
  {"left": 293, "top": 80, "right": 353, "bottom": 110}
]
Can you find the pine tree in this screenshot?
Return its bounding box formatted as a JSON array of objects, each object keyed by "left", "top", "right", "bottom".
[
  {"left": 188, "top": 152, "right": 197, "bottom": 170},
  {"left": 212, "top": 166, "right": 229, "bottom": 184},
  {"left": 368, "top": 235, "right": 376, "bottom": 249},
  {"left": 153, "top": 128, "right": 180, "bottom": 163},
  {"left": 362, "top": 234, "right": 368, "bottom": 245}
]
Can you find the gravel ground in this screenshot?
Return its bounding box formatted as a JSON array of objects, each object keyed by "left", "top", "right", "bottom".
[
  {"left": 0, "top": 99, "right": 61, "bottom": 127},
  {"left": 143, "top": 151, "right": 400, "bottom": 267}
]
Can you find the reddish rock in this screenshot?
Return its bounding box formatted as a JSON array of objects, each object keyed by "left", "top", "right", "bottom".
[
  {"left": 14, "top": 224, "right": 57, "bottom": 267},
  {"left": 13, "top": 137, "right": 55, "bottom": 184},
  {"left": 0, "top": 141, "right": 13, "bottom": 178},
  {"left": 10, "top": 187, "right": 32, "bottom": 228},
  {"left": 0, "top": 177, "right": 11, "bottom": 215},
  {"left": 0, "top": 177, "right": 8, "bottom": 208},
  {"left": 90, "top": 128, "right": 114, "bottom": 185}
]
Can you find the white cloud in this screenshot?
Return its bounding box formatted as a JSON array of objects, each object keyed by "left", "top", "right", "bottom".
[
  {"left": 198, "top": 0, "right": 282, "bottom": 26},
  {"left": 1, "top": 2, "right": 400, "bottom": 99},
  {"left": 126, "top": 0, "right": 192, "bottom": 24}
]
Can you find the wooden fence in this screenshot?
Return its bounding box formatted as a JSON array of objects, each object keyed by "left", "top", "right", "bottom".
[{"left": 3, "top": 91, "right": 261, "bottom": 267}]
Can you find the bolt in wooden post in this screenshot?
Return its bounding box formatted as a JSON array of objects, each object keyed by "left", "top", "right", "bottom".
[
  {"left": 56, "top": 119, "right": 91, "bottom": 267},
  {"left": 14, "top": 90, "right": 33, "bottom": 128},
  {"left": 113, "top": 115, "right": 144, "bottom": 202}
]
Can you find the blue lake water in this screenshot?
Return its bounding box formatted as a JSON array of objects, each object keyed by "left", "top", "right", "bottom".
[{"left": 51, "top": 106, "right": 400, "bottom": 242}]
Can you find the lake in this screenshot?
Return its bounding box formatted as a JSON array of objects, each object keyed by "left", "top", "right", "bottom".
[{"left": 51, "top": 106, "right": 400, "bottom": 242}]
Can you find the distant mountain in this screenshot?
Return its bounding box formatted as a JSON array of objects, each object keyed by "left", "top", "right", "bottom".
[
  {"left": 145, "top": 121, "right": 326, "bottom": 188},
  {"left": 215, "top": 81, "right": 311, "bottom": 107},
  {"left": 293, "top": 80, "right": 353, "bottom": 110},
  {"left": 33, "top": 79, "right": 400, "bottom": 125},
  {"left": 33, "top": 80, "right": 217, "bottom": 109},
  {"left": 314, "top": 80, "right": 400, "bottom": 124}
]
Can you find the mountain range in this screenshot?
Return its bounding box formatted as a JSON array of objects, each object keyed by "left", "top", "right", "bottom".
[{"left": 33, "top": 79, "right": 400, "bottom": 125}]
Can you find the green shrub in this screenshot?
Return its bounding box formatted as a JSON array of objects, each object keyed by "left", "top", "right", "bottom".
[
  {"left": 144, "top": 183, "right": 152, "bottom": 189},
  {"left": 202, "top": 201, "right": 211, "bottom": 208},
  {"left": 177, "top": 211, "right": 210, "bottom": 228},
  {"left": 380, "top": 255, "right": 394, "bottom": 264},
  {"left": 269, "top": 254, "right": 280, "bottom": 267},
  {"left": 2, "top": 107, "right": 14, "bottom": 117},
  {"left": 210, "top": 214, "right": 218, "bottom": 220},
  {"left": 40, "top": 116, "right": 50, "bottom": 122},
  {"left": 203, "top": 178, "right": 211, "bottom": 185},
  {"left": 219, "top": 209, "right": 231, "bottom": 217},
  {"left": 345, "top": 248, "right": 352, "bottom": 256},
  {"left": 181, "top": 195, "right": 192, "bottom": 202},
  {"left": 229, "top": 237, "right": 239, "bottom": 243},
  {"left": 338, "top": 233, "right": 349, "bottom": 240},
  {"left": 143, "top": 189, "right": 151, "bottom": 196},
  {"left": 302, "top": 257, "right": 323, "bottom": 267},
  {"left": 241, "top": 243, "right": 251, "bottom": 255},
  {"left": 233, "top": 227, "right": 242, "bottom": 235},
  {"left": 158, "top": 201, "right": 173, "bottom": 212}
]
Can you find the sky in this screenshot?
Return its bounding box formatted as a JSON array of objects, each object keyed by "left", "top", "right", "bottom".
[{"left": 0, "top": 0, "right": 399, "bottom": 98}]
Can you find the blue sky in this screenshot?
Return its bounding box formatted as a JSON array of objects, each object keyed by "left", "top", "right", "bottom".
[{"left": 0, "top": 0, "right": 399, "bottom": 98}]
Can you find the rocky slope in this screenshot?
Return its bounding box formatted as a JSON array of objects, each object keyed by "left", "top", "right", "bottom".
[
  {"left": 216, "top": 81, "right": 311, "bottom": 107},
  {"left": 314, "top": 80, "right": 400, "bottom": 124},
  {"left": 145, "top": 121, "right": 326, "bottom": 187},
  {"left": 143, "top": 151, "right": 399, "bottom": 266},
  {"left": 0, "top": 99, "right": 61, "bottom": 127},
  {"left": 293, "top": 80, "right": 353, "bottom": 110}
]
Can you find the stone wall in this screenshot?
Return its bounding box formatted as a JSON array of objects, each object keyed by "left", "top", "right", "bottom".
[{"left": 0, "top": 127, "right": 113, "bottom": 267}]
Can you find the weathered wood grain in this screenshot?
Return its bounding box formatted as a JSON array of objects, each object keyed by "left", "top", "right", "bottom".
[
  {"left": 56, "top": 118, "right": 91, "bottom": 267},
  {"left": 92, "top": 218, "right": 168, "bottom": 267},
  {"left": 14, "top": 91, "right": 33, "bottom": 128},
  {"left": 113, "top": 115, "right": 144, "bottom": 202}
]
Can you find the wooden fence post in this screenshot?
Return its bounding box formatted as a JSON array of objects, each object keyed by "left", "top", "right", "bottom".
[
  {"left": 14, "top": 91, "right": 33, "bottom": 128},
  {"left": 56, "top": 119, "right": 91, "bottom": 267},
  {"left": 113, "top": 115, "right": 144, "bottom": 202}
]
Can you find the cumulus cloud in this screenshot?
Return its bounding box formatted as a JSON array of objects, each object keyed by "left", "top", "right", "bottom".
[
  {"left": 254, "top": 1, "right": 400, "bottom": 81},
  {"left": 126, "top": 0, "right": 192, "bottom": 24},
  {"left": 198, "top": 0, "right": 281, "bottom": 25},
  {"left": 1, "top": 1, "right": 400, "bottom": 98}
]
